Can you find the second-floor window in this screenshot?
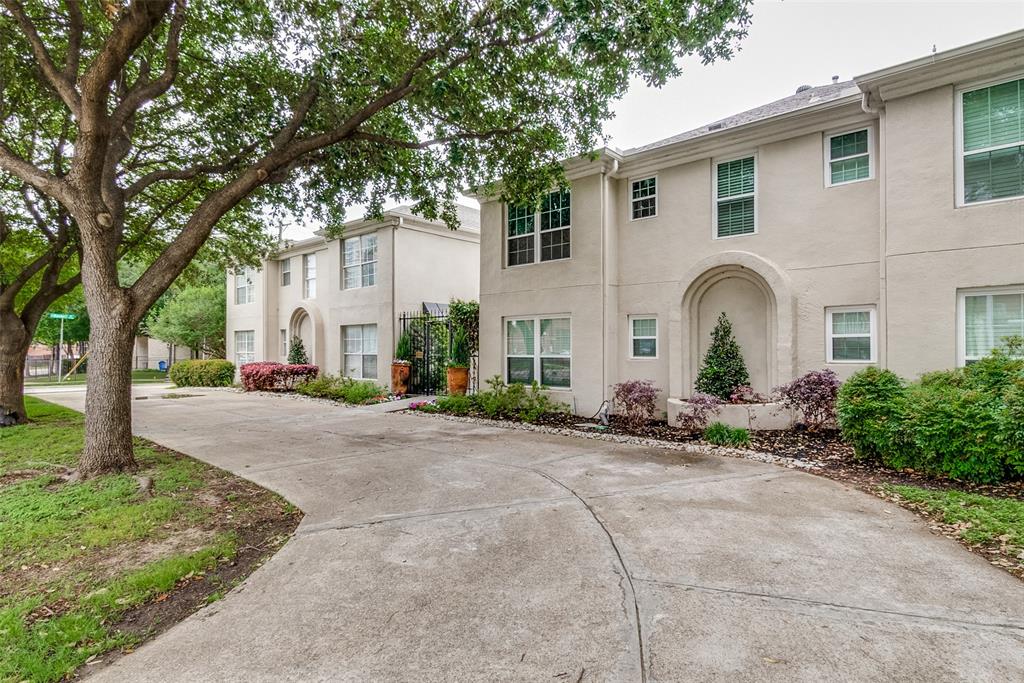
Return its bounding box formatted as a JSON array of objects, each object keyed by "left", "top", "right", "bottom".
[
  {"left": 960, "top": 76, "right": 1024, "bottom": 205},
  {"left": 827, "top": 129, "right": 871, "bottom": 186},
  {"left": 343, "top": 234, "right": 378, "bottom": 289},
  {"left": 303, "top": 253, "right": 317, "bottom": 298},
  {"left": 631, "top": 177, "right": 657, "bottom": 219},
  {"left": 280, "top": 258, "right": 291, "bottom": 286},
  {"left": 714, "top": 156, "right": 756, "bottom": 238},
  {"left": 507, "top": 189, "right": 571, "bottom": 267},
  {"left": 234, "top": 268, "right": 254, "bottom": 305}
]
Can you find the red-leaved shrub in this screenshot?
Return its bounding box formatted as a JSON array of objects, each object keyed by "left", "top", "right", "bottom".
[
  {"left": 775, "top": 369, "right": 840, "bottom": 430},
  {"left": 240, "top": 362, "right": 319, "bottom": 391},
  {"left": 677, "top": 391, "right": 722, "bottom": 432},
  {"left": 613, "top": 379, "right": 659, "bottom": 431}
]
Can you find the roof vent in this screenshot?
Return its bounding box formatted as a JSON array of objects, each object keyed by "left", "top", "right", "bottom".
[
  {"left": 707, "top": 122, "right": 723, "bottom": 131},
  {"left": 832, "top": 75, "right": 839, "bottom": 84},
  {"left": 795, "top": 84, "right": 813, "bottom": 94}
]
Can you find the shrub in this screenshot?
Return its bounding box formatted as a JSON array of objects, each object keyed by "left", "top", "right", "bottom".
[
  {"left": 448, "top": 327, "right": 470, "bottom": 368},
  {"left": 169, "top": 359, "right": 235, "bottom": 387},
  {"left": 776, "top": 369, "right": 841, "bottom": 431},
  {"left": 434, "top": 394, "right": 473, "bottom": 415},
  {"left": 703, "top": 422, "right": 750, "bottom": 447},
  {"left": 295, "top": 374, "right": 387, "bottom": 404},
  {"left": 676, "top": 392, "right": 721, "bottom": 432},
  {"left": 394, "top": 331, "right": 413, "bottom": 363},
  {"left": 1000, "top": 376, "right": 1024, "bottom": 476},
  {"left": 728, "top": 384, "right": 765, "bottom": 404},
  {"left": 612, "top": 379, "right": 658, "bottom": 431},
  {"left": 695, "top": 312, "right": 750, "bottom": 400},
  {"left": 287, "top": 336, "right": 309, "bottom": 365},
  {"left": 240, "top": 362, "right": 319, "bottom": 391},
  {"left": 836, "top": 367, "right": 909, "bottom": 464}
]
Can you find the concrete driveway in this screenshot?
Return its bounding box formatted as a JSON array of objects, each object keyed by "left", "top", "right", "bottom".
[{"left": 43, "top": 387, "right": 1024, "bottom": 682}]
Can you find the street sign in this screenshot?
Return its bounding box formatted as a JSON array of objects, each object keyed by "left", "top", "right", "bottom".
[{"left": 48, "top": 313, "right": 77, "bottom": 320}]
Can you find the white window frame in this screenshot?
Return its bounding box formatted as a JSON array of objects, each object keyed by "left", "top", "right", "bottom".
[
  {"left": 711, "top": 153, "right": 758, "bottom": 240},
  {"left": 280, "top": 329, "right": 288, "bottom": 358},
  {"left": 303, "top": 253, "right": 317, "bottom": 298},
  {"left": 280, "top": 258, "right": 291, "bottom": 287},
  {"left": 505, "top": 190, "right": 572, "bottom": 268},
  {"left": 504, "top": 316, "right": 572, "bottom": 389},
  {"left": 342, "top": 234, "right": 378, "bottom": 290},
  {"left": 234, "top": 268, "right": 254, "bottom": 305},
  {"left": 628, "top": 315, "right": 658, "bottom": 360},
  {"left": 342, "top": 323, "right": 378, "bottom": 380},
  {"left": 234, "top": 330, "right": 255, "bottom": 365},
  {"left": 957, "top": 285, "right": 1024, "bottom": 366},
  {"left": 629, "top": 176, "right": 658, "bottom": 221},
  {"left": 824, "top": 127, "right": 875, "bottom": 187},
  {"left": 825, "top": 305, "right": 877, "bottom": 364},
  {"left": 955, "top": 73, "right": 1024, "bottom": 208}
]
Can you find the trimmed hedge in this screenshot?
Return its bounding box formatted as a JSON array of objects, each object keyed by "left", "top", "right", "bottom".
[
  {"left": 837, "top": 354, "right": 1024, "bottom": 483},
  {"left": 169, "top": 359, "right": 235, "bottom": 387},
  {"left": 294, "top": 374, "right": 387, "bottom": 404},
  {"left": 240, "top": 362, "right": 319, "bottom": 391}
]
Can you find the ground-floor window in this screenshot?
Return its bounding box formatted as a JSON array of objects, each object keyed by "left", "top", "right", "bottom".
[
  {"left": 280, "top": 329, "right": 288, "bottom": 358},
  {"left": 235, "top": 330, "right": 255, "bottom": 365},
  {"left": 505, "top": 316, "right": 571, "bottom": 388},
  {"left": 629, "top": 316, "right": 657, "bottom": 358},
  {"left": 960, "top": 287, "right": 1024, "bottom": 363},
  {"left": 343, "top": 324, "right": 378, "bottom": 379},
  {"left": 825, "top": 306, "right": 876, "bottom": 363}
]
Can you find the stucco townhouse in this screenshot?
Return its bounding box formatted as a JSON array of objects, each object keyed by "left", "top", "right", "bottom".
[
  {"left": 226, "top": 205, "right": 480, "bottom": 380},
  {"left": 474, "top": 30, "right": 1024, "bottom": 417}
]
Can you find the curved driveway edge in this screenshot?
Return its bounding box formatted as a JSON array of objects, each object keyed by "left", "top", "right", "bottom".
[{"left": 43, "top": 387, "right": 1024, "bottom": 682}]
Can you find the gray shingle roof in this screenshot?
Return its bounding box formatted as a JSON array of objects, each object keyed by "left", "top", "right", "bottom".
[
  {"left": 625, "top": 80, "right": 860, "bottom": 155},
  {"left": 388, "top": 203, "right": 480, "bottom": 230}
]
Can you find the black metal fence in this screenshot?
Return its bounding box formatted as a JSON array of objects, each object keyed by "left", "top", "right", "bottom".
[{"left": 397, "top": 310, "right": 478, "bottom": 395}]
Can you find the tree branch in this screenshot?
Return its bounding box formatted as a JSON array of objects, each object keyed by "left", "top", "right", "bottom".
[
  {"left": 0, "top": 140, "right": 69, "bottom": 203},
  {"left": 351, "top": 126, "right": 525, "bottom": 150},
  {"left": 124, "top": 143, "right": 258, "bottom": 199},
  {"left": 63, "top": 0, "right": 83, "bottom": 81},
  {"left": 1, "top": 0, "right": 81, "bottom": 114}
]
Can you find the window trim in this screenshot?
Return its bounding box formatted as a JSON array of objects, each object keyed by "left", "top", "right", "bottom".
[
  {"left": 302, "top": 253, "right": 317, "bottom": 299},
  {"left": 957, "top": 285, "right": 1024, "bottom": 366},
  {"left": 234, "top": 268, "right": 254, "bottom": 305},
  {"left": 628, "top": 315, "right": 658, "bottom": 360},
  {"left": 341, "top": 323, "right": 379, "bottom": 380},
  {"left": 629, "top": 175, "right": 658, "bottom": 221},
  {"left": 824, "top": 127, "right": 875, "bottom": 188},
  {"left": 341, "top": 233, "right": 379, "bottom": 290},
  {"left": 280, "top": 258, "right": 291, "bottom": 287},
  {"left": 711, "top": 152, "right": 758, "bottom": 240},
  {"left": 505, "top": 190, "right": 572, "bottom": 268},
  {"left": 825, "top": 305, "right": 877, "bottom": 364},
  {"left": 503, "top": 315, "right": 572, "bottom": 390},
  {"left": 955, "top": 73, "right": 1024, "bottom": 208},
  {"left": 234, "top": 329, "right": 255, "bottom": 366},
  {"left": 279, "top": 329, "right": 288, "bottom": 358}
]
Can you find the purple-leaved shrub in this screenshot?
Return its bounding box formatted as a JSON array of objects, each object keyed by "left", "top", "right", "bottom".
[
  {"left": 776, "top": 369, "right": 841, "bottom": 431},
  {"left": 613, "top": 379, "right": 659, "bottom": 431},
  {"left": 677, "top": 391, "right": 722, "bottom": 432}
]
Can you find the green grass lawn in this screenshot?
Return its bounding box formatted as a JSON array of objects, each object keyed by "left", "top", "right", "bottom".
[
  {"left": 0, "top": 397, "right": 297, "bottom": 682},
  {"left": 882, "top": 484, "right": 1023, "bottom": 568},
  {"left": 25, "top": 369, "right": 169, "bottom": 386}
]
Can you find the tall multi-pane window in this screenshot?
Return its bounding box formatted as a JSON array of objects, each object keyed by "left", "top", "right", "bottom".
[
  {"left": 826, "top": 306, "right": 876, "bottom": 363},
  {"left": 960, "top": 77, "right": 1024, "bottom": 204},
  {"left": 343, "top": 234, "right": 378, "bottom": 289},
  {"left": 343, "top": 324, "right": 378, "bottom": 379},
  {"left": 629, "top": 317, "right": 658, "bottom": 358},
  {"left": 715, "top": 156, "right": 756, "bottom": 238},
  {"left": 234, "top": 330, "right": 255, "bottom": 365},
  {"left": 303, "top": 253, "right": 317, "bottom": 298},
  {"left": 280, "top": 258, "right": 291, "bottom": 286},
  {"left": 505, "top": 317, "right": 571, "bottom": 388},
  {"left": 961, "top": 288, "right": 1024, "bottom": 363},
  {"left": 280, "top": 329, "right": 288, "bottom": 358},
  {"left": 631, "top": 177, "right": 657, "bottom": 219},
  {"left": 507, "top": 189, "right": 570, "bottom": 266},
  {"left": 234, "top": 268, "right": 254, "bottom": 305},
  {"left": 827, "top": 129, "right": 871, "bottom": 185}
]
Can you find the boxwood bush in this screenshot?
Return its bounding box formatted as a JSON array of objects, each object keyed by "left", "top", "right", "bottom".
[
  {"left": 837, "top": 353, "right": 1024, "bottom": 483},
  {"left": 169, "top": 359, "right": 235, "bottom": 387},
  {"left": 294, "top": 374, "right": 387, "bottom": 404}
]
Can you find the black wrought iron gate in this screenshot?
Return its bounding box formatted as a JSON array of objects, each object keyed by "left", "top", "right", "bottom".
[{"left": 398, "top": 311, "right": 450, "bottom": 395}]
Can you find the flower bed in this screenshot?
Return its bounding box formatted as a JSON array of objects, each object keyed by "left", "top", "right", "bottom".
[
  {"left": 240, "top": 362, "right": 319, "bottom": 391},
  {"left": 669, "top": 398, "right": 795, "bottom": 430}
]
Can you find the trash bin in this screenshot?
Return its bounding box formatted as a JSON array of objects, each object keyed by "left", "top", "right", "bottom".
[{"left": 158, "top": 360, "right": 167, "bottom": 372}]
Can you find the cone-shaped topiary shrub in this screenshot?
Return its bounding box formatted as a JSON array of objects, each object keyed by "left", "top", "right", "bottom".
[
  {"left": 695, "top": 312, "right": 750, "bottom": 400},
  {"left": 287, "top": 335, "right": 309, "bottom": 365}
]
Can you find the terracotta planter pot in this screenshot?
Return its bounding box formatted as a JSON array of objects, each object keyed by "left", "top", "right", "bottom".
[
  {"left": 446, "top": 366, "right": 469, "bottom": 396},
  {"left": 391, "top": 361, "right": 411, "bottom": 395}
]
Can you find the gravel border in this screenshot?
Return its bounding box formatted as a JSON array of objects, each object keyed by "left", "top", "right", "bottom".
[{"left": 405, "top": 410, "right": 823, "bottom": 471}]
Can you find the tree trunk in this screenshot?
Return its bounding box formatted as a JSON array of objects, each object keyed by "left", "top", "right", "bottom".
[
  {"left": 0, "top": 311, "right": 30, "bottom": 426},
  {"left": 79, "top": 305, "right": 138, "bottom": 477}
]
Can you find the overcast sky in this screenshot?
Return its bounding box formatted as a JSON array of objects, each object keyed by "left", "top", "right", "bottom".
[{"left": 283, "top": 0, "right": 1024, "bottom": 240}]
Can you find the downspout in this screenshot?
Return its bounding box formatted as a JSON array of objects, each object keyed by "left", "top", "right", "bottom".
[
  {"left": 862, "top": 90, "right": 887, "bottom": 368},
  {"left": 392, "top": 217, "right": 402, "bottom": 366},
  {"left": 602, "top": 158, "right": 619, "bottom": 406}
]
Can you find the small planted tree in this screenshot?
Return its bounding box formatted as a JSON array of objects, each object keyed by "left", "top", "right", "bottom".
[
  {"left": 695, "top": 313, "right": 750, "bottom": 400},
  {"left": 287, "top": 336, "right": 309, "bottom": 365}
]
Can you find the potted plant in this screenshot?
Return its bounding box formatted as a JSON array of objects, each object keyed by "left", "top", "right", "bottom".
[
  {"left": 446, "top": 328, "right": 471, "bottom": 396},
  {"left": 391, "top": 331, "right": 413, "bottom": 395}
]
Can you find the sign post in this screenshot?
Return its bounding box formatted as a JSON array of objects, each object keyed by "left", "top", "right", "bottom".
[{"left": 47, "top": 313, "right": 77, "bottom": 382}]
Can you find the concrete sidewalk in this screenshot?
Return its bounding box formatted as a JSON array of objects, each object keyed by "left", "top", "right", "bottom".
[{"left": 40, "top": 389, "right": 1024, "bottom": 682}]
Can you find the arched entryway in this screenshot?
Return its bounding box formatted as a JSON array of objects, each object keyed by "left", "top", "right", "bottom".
[
  {"left": 671, "top": 251, "right": 795, "bottom": 398},
  {"left": 288, "top": 304, "right": 325, "bottom": 368}
]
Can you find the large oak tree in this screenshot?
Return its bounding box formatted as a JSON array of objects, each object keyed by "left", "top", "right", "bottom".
[{"left": 0, "top": 0, "right": 751, "bottom": 475}]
